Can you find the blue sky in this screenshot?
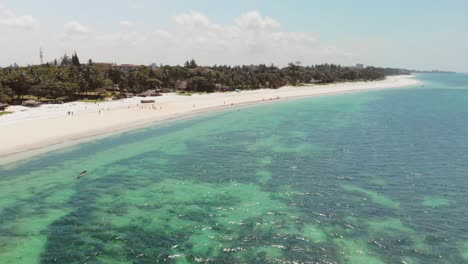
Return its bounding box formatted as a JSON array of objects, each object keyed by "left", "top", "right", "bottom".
[{"left": 1, "top": 0, "right": 467, "bottom": 71}]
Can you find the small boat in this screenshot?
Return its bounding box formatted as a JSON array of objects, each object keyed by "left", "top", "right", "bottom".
[{"left": 77, "top": 170, "right": 88, "bottom": 179}]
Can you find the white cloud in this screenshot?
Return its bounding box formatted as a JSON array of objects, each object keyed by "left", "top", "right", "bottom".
[
  {"left": 1, "top": 7, "right": 466, "bottom": 71},
  {"left": 63, "top": 21, "right": 89, "bottom": 36},
  {"left": 0, "top": 5, "right": 39, "bottom": 30},
  {"left": 0, "top": 10, "right": 354, "bottom": 67},
  {"left": 162, "top": 11, "right": 348, "bottom": 65},
  {"left": 119, "top": 20, "right": 134, "bottom": 27},
  {"left": 153, "top": 29, "right": 171, "bottom": 39},
  {"left": 235, "top": 11, "right": 280, "bottom": 31}
]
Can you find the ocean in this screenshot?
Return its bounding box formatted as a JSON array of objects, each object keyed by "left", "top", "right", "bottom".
[{"left": 0, "top": 73, "right": 467, "bottom": 263}]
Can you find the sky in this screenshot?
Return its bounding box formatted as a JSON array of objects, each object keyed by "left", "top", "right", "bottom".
[{"left": 0, "top": 0, "right": 467, "bottom": 72}]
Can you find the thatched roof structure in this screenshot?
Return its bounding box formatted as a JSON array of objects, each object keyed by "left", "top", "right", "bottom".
[
  {"left": 0, "top": 103, "right": 8, "bottom": 111},
  {"left": 95, "top": 88, "right": 108, "bottom": 95},
  {"left": 175, "top": 80, "right": 188, "bottom": 90},
  {"left": 138, "top": 89, "right": 161, "bottom": 97},
  {"left": 105, "top": 85, "right": 120, "bottom": 91},
  {"left": 22, "top": 100, "right": 41, "bottom": 107}
]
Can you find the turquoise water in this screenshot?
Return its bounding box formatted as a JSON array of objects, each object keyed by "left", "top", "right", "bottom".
[{"left": 0, "top": 74, "right": 467, "bottom": 263}]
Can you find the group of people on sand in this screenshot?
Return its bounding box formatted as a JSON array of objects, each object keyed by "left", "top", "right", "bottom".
[
  {"left": 66, "top": 97, "right": 275, "bottom": 118},
  {"left": 138, "top": 104, "right": 162, "bottom": 110}
]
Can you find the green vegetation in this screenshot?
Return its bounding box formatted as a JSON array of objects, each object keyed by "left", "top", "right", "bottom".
[
  {"left": 0, "top": 53, "right": 409, "bottom": 105},
  {"left": 0, "top": 111, "right": 12, "bottom": 116}
]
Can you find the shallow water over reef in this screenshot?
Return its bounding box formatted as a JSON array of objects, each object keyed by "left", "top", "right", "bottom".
[{"left": 0, "top": 73, "right": 467, "bottom": 263}]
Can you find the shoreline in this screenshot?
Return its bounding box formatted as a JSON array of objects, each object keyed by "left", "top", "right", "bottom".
[{"left": 0, "top": 75, "right": 422, "bottom": 165}]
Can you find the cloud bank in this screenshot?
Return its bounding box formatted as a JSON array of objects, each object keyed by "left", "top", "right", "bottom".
[
  {"left": 0, "top": 5, "right": 39, "bottom": 30},
  {"left": 0, "top": 6, "right": 353, "bottom": 67}
]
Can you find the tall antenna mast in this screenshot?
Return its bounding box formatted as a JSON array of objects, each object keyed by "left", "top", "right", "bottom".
[{"left": 39, "top": 47, "right": 43, "bottom": 65}]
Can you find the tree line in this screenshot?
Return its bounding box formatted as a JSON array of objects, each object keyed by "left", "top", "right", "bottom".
[{"left": 0, "top": 53, "right": 410, "bottom": 104}]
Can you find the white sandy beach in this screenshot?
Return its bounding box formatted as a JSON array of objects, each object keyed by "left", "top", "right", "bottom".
[{"left": 0, "top": 75, "right": 421, "bottom": 161}]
